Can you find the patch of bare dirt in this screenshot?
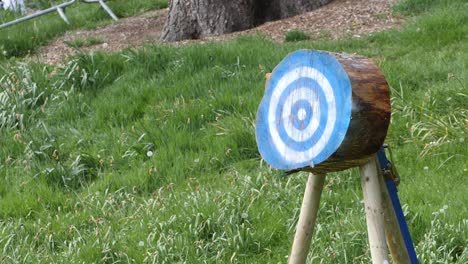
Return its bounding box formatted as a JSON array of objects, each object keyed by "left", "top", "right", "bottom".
[
  {"left": 239, "top": 0, "right": 401, "bottom": 42},
  {"left": 37, "top": 9, "right": 167, "bottom": 65},
  {"left": 37, "top": 0, "right": 401, "bottom": 65}
]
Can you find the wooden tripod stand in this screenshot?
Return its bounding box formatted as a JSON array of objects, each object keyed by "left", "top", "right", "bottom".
[
  {"left": 254, "top": 50, "right": 416, "bottom": 263},
  {"left": 288, "top": 155, "right": 411, "bottom": 264}
]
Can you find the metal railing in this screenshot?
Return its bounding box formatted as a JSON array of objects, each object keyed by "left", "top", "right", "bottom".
[
  {"left": 82, "top": 0, "right": 118, "bottom": 21},
  {"left": 0, "top": 0, "right": 118, "bottom": 30}
]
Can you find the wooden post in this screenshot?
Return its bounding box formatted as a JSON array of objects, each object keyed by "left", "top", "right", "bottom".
[
  {"left": 360, "top": 156, "right": 390, "bottom": 264},
  {"left": 289, "top": 173, "right": 326, "bottom": 264},
  {"left": 375, "top": 159, "right": 411, "bottom": 263}
]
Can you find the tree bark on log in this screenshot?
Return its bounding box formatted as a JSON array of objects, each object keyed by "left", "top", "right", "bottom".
[
  {"left": 161, "top": 0, "right": 333, "bottom": 42},
  {"left": 303, "top": 53, "right": 391, "bottom": 174}
]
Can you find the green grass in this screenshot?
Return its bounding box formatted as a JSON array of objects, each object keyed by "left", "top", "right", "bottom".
[
  {"left": 64, "top": 36, "right": 104, "bottom": 48},
  {"left": 284, "top": 29, "right": 310, "bottom": 42},
  {"left": 0, "top": 0, "right": 168, "bottom": 59},
  {"left": 0, "top": 0, "right": 467, "bottom": 262}
]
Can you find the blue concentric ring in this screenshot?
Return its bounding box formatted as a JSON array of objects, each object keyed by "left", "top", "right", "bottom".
[
  {"left": 291, "top": 100, "right": 312, "bottom": 130},
  {"left": 275, "top": 79, "right": 329, "bottom": 152}
]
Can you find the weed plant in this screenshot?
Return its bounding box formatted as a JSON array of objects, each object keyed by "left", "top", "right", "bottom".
[
  {"left": 64, "top": 36, "right": 104, "bottom": 49},
  {"left": 284, "top": 29, "right": 310, "bottom": 42},
  {"left": 0, "top": 0, "right": 466, "bottom": 262}
]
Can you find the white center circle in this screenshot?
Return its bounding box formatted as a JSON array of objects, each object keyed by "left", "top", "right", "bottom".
[
  {"left": 297, "top": 108, "right": 307, "bottom": 121},
  {"left": 268, "top": 66, "right": 336, "bottom": 164}
]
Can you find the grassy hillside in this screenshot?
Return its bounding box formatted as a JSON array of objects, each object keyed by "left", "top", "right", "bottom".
[
  {"left": 0, "top": 0, "right": 466, "bottom": 263},
  {"left": 0, "top": 0, "right": 168, "bottom": 59}
]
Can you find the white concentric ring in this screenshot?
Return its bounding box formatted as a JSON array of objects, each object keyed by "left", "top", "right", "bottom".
[
  {"left": 281, "top": 87, "right": 321, "bottom": 142},
  {"left": 268, "top": 67, "right": 336, "bottom": 164}
]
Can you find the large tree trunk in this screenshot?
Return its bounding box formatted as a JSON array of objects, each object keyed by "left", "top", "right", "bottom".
[{"left": 161, "top": 0, "right": 333, "bottom": 42}]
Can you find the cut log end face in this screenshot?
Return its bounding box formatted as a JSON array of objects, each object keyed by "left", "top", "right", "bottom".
[{"left": 255, "top": 50, "right": 391, "bottom": 174}]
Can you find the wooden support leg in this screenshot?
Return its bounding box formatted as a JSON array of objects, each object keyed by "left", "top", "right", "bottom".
[
  {"left": 375, "top": 159, "right": 411, "bottom": 263},
  {"left": 360, "top": 156, "right": 390, "bottom": 264},
  {"left": 289, "top": 173, "right": 326, "bottom": 264}
]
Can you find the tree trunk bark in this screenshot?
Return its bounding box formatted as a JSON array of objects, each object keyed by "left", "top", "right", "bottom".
[
  {"left": 161, "top": 0, "right": 333, "bottom": 42},
  {"left": 161, "top": 0, "right": 255, "bottom": 41}
]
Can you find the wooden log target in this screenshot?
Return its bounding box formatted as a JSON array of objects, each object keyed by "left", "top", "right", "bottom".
[{"left": 256, "top": 50, "right": 391, "bottom": 174}]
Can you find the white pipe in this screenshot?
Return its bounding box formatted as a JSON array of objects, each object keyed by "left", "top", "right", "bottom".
[
  {"left": 2, "top": 0, "right": 26, "bottom": 14},
  {"left": 0, "top": 0, "right": 76, "bottom": 29}
]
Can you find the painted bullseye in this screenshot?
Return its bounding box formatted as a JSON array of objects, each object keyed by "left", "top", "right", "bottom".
[
  {"left": 291, "top": 100, "right": 313, "bottom": 130},
  {"left": 281, "top": 86, "right": 321, "bottom": 142},
  {"left": 255, "top": 50, "right": 352, "bottom": 170},
  {"left": 269, "top": 67, "right": 336, "bottom": 164}
]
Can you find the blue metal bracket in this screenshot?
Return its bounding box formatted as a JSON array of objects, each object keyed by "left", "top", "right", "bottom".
[{"left": 377, "top": 146, "right": 419, "bottom": 264}]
